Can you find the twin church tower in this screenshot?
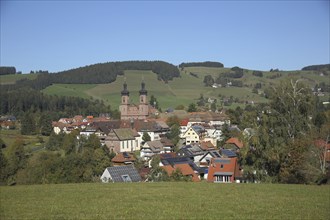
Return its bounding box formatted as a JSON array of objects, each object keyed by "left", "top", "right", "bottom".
[{"left": 119, "top": 81, "right": 149, "bottom": 120}]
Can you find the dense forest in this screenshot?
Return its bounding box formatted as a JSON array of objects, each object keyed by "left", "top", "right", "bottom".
[
  {"left": 179, "top": 61, "right": 224, "bottom": 68},
  {"left": 0, "top": 66, "right": 17, "bottom": 75},
  {"left": 302, "top": 64, "right": 330, "bottom": 71},
  {"left": 0, "top": 88, "right": 114, "bottom": 119},
  {"left": 53, "top": 60, "right": 180, "bottom": 84},
  {"left": 0, "top": 60, "right": 180, "bottom": 118}
]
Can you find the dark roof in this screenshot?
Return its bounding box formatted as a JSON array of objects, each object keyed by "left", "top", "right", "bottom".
[
  {"left": 177, "top": 145, "right": 204, "bottom": 157},
  {"left": 221, "top": 149, "right": 237, "bottom": 158},
  {"left": 121, "top": 82, "right": 129, "bottom": 96},
  {"left": 106, "top": 165, "right": 141, "bottom": 182},
  {"left": 139, "top": 81, "right": 147, "bottom": 95},
  {"left": 161, "top": 156, "right": 201, "bottom": 173}
]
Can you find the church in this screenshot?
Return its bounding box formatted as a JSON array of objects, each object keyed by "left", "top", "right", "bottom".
[{"left": 119, "top": 81, "right": 149, "bottom": 120}]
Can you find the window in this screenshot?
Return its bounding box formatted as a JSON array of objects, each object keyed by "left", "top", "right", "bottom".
[
  {"left": 215, "top": 175, "right": 231, "bottom": 183},
  {"left": 121, "top": 175, "right": 132, "bottom": 182},
  {"left": 220, "top": 164, "right": 224, "bottom": 168}
]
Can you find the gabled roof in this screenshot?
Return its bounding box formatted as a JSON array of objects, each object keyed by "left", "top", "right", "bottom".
[
  {"left": 145, "top": 140, "right": 164, "bottom": 153},
  {"left": 111, "top": 152, "right": 136, "bottom": 163},
  {"left": 177, "top": 145, "right": 204, "bottom": 157},
  {"left": 105, "top": 165, "right": 141, "bottom": 182},
  {"left": 160, "top": 137, "right": 174, "bottom": 147},
  {"left": 113, "top": 128, "right": 139, "bottom": 140},
  {"left": 200, "top": 141, "right": 215, "bottom": 151},
  {"left": 162, "top": 163, "right": 200, "bottom": 182},
  {"left": 225, "top": 137, "right": 244, "bottom": 149},
  {"left": 207, "top": 157, "right": 241, "bottom": 181},
  {"left": 132, "top": 120, "right": 169, "bottom": 132}
]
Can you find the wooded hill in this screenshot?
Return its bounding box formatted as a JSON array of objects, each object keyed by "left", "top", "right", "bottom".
[{"left": 0, "top": 61, "right": 329, "bottom": 118}]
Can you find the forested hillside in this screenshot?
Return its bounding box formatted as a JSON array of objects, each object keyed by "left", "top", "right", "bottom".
[{"left": 0, "top": 61, "right": 180, "bottom": 118}]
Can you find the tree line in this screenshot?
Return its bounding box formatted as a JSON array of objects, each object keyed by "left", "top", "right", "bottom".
[
  {"left": 0, "top": 66, "right": 17, "bottom": 75},
  {"left": 0, "top": 87, "right": 115, "bottom": 120},
  {"left": 302, "top": 64, "right": 330, "bottom": 71},
  {"left": 179, "top": 61, "right": 224, "bottom": 68},
  {"left": 0, "top": 132, "right": 115, "bottom": 185}
]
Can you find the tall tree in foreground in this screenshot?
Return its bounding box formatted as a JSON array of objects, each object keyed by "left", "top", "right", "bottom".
[{"left": 241, "top": 79, "right": 318, "bottom": 183}]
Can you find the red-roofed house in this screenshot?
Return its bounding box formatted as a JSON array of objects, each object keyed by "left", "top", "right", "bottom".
[
  {"left": 111, "top": 152, "right": 136, "bottom": 166},
  {"left": 207, "top": 157, "right": 242, "bottom": 183},
  {"left": 179, "top": 118, "right": 189, "bottom": 138},
  {"left": 162, "top": 163, "right": 200, "bottom": 182},
  {"left": 224, "top": 137, "right": 244, "bottom": 151}
]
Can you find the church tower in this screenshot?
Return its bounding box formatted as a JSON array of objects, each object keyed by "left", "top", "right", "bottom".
[
  {"left": 139, "top": 81, "right": 149, "bottom": 117},
  {"left": 119, "top": 81, "right": 129, "bottom": 118}
]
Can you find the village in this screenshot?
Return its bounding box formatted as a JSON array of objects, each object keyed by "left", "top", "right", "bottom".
[{"left": 49, "top": 82, "right": 259, "bottom": 183}]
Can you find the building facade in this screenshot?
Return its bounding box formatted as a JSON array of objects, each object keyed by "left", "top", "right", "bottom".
[{"left": 119, "top": 81, "right": 149, "bottom": 120}]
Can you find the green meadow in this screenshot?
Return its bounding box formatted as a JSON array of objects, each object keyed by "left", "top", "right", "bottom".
[
  {"left": 42, "top": 69, "right": 270, "bottom": 109},
  {"left": 2, "top": 67, "right": 328, "bottom": 109},
  {"left": 0, "top": 73, "right": 38, "bottom": 85},
  {"left": 0, "top": 182, "right": 329, "bottom": 220}
]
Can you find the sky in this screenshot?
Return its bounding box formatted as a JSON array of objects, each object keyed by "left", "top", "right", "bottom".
[{"left": 0, "top": 1, "right": 329, "bottom": 73}]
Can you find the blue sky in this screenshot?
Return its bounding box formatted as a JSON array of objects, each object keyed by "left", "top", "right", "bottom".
[{"left": 1, "top": 1, "right": 329, "bottom": 73}]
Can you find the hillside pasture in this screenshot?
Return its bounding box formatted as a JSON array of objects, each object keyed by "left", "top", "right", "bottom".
[
  {"left": 0, "top": 182, "right": 329, "bottom": 220},
  {"left": 41, "top": 67, "right": 329, "bottom": 109},
  {"left": 0, "top": 73, "right": 38, "bottom": 85}
]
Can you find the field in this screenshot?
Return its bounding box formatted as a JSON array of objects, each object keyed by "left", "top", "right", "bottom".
[
  {"left": 1, "top": 67, "right": 328, "bottom": 110},
  {"left": 0, "top": 73, "right": 38, "bottom": 85},
  {"left": 41, "top": 67, "right": 329, "bottom": 109},
  {"left": 0, "top": 182, "right": 329, "bottom": 220}
]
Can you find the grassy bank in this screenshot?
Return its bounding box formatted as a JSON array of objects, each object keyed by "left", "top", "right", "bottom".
[{"left": 0, "top": 182, "right": 329, "bottom": 219}]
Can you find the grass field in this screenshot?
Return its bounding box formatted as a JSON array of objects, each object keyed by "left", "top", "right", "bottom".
[
  {"left": 0, "top": 73, "right": 37, "bottom": 85},
  {"left": 2, "top": 67, "right": 327, "bottom": 109},
  {"left": 0, "top": 182, "right": 329, "bottom": 220},
  {"left": 41, "top": 67, "right": 329, "bottom": 110}
]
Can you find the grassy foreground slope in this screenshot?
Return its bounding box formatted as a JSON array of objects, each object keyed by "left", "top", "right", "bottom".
[{"left": 1, "top": 183, "right": 329, "bottom": 220}]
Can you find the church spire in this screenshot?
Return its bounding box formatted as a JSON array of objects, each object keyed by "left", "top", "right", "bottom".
[
  {"left": 121, "top": 81, "right": 129, "bottom": 96},
  {"left": 139, "top": 80, "right": 147, "bottom": 96}
]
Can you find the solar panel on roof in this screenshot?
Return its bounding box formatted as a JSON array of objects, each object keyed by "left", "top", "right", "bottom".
[
  {"left": 221, "top": 149, "right": 237, "bottom": 157},
  {"left": 106, "top": 165, "right": 141, "bottom": 182}
]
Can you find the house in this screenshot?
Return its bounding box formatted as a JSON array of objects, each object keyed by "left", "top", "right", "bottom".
[
  {"left": 140, "top": 140, "right": 166, "bottom": 161},
  {"left": 105, "top": 128, "right": 140, "bottom": 153},
  {"left": 141, "top": 138, "right": 174, "bottom": 161},
  {"left": 182, "top": 125, "right": 207, "bottom": 145},
  {"left": 199, "top": 141, "right": 216, "bottom": 151},
  {"left": 100, "top": 165, "right": 141, "bottom": 183},
  {"left": 162, "top": 163, "right": 200, "bottom": 182},
  {"left": 133, "top": 119, "right": 170, "bottom": 144},
  {"left": 224, "top": 137, "right": 244, "bottom": 151},
  {"left": 177, "top": 144, "right": 205, "bottom": 164},
  {"left": 220, "top": 148, "right": 237, "bottom": 158},
  {"left": 179, "top": 118, "right": 189, "bottom": 138},
  {"left": 111, "top": 152, "right": 136, "bottom": 166},
  {"left": 207, "top": 157, "right": 242, "bottom": 183},
  {"left": 198, "top": 150, "right": 222, "bottom": 167},
  {"left": 204, "top": 125, "right": 223, "bottom": 142}
]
